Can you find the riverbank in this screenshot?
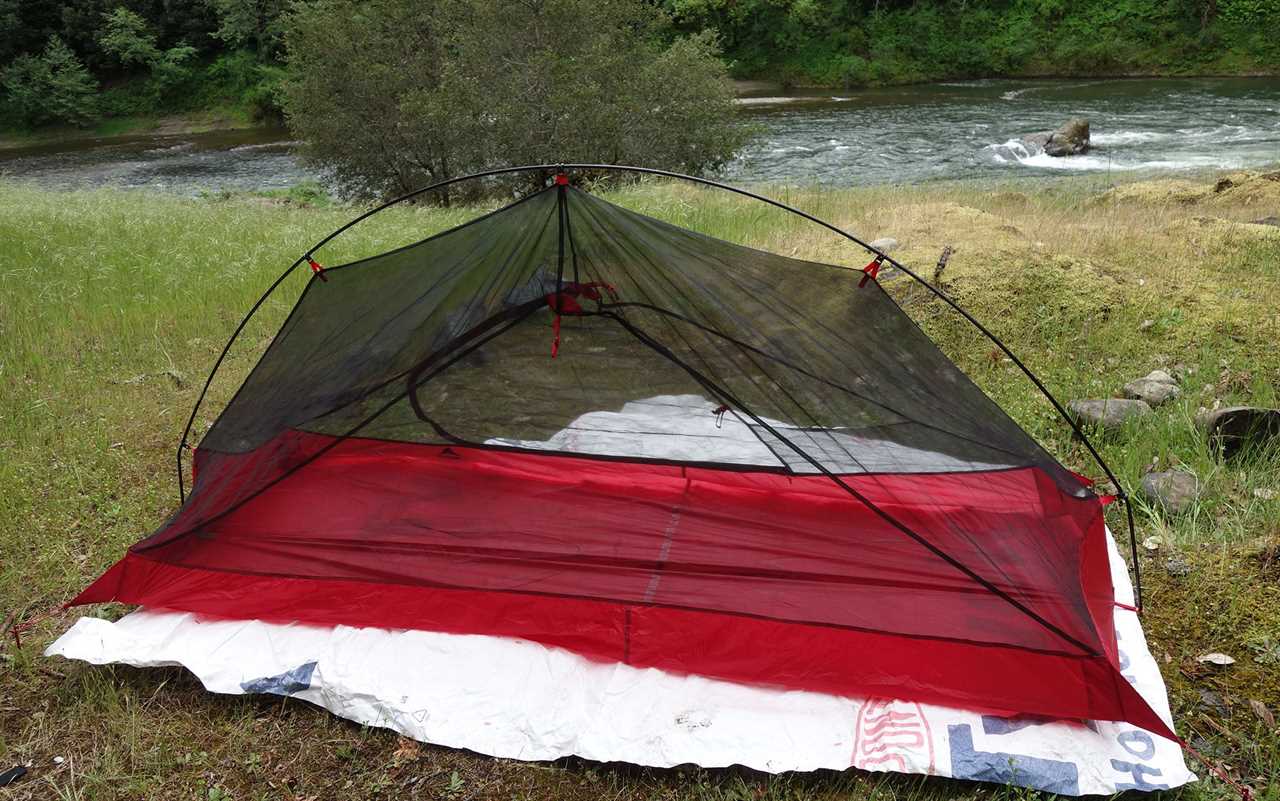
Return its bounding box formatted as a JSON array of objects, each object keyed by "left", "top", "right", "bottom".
[
  {"left": 2, "top": 173, "right": 1278, "bottom": 798},
  {"left": 735, "top": 66, "right": 1280, "bottom": 94},
  {"left": 0, "top": 106, "right": 263, "bottom": 152},
  {"left": 689, "top": 0, "right": 1280, "bottom": 90}
]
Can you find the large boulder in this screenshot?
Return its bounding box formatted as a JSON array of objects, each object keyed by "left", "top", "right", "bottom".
[
  {"left": 1021, "top": 131, "right": 1051, "bottom": 151},
  {"left": 1067, "top": 398, "right": 1151, "bottom": 430},
  {"left": 1022, "top": 118, "right": 1090, "bottom": 158},
  {"left": 1196, "top": 406, "right": 1280, "bottom": 459}
]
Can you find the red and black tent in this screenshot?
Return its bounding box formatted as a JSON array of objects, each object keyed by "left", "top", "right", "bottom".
[{"left": 72, "top": 165, "right": 1171, "bottom": 741}]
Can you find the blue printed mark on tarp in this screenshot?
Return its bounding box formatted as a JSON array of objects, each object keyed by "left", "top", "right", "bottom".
[
  {"left": 982, "top": 715, "right": 1098, "bottom": 736},
  {"left": 949, "top": 723, "right": 1080, "bottom": 795},
  {"left": 1111, "top": 730, "right": 1170, "bottom": 790},
  {"left": 240, "top": 661, "right": 318, "bottom": 696}
]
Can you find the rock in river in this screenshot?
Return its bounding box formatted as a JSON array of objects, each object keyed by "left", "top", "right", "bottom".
[{"left": 1022, "top": 118, "right": 1090, "bottom": 157}]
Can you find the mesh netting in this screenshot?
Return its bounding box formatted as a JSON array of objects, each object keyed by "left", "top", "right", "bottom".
[{"left": 75, "top": 182, "right": 1171, "bottom": 734}]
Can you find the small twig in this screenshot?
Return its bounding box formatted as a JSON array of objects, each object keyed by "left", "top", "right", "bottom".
[
  {"left": 933, "top": 245, "right": 954, "bottom": 284},
  {"left": 1199, "top": 713, "right": 1243, "bottom": 745}
]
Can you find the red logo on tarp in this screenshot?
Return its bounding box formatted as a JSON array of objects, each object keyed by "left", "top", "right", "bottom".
[{"left": 851, "top": 698, "right": 936, "bottom": 774}]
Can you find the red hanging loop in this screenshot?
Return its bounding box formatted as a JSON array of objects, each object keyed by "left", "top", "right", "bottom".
[
  {"left": 712, "top": 403, "right": 730, "bottom": 429},
  {"left": 859, "top": 256, "right": 884, "bottom": 288},
  {"left": 551, "top": 314, "right": 562, "bottom": 358},
  {"left": 307, "top": 257, "right": 328, "bottom": 282}
]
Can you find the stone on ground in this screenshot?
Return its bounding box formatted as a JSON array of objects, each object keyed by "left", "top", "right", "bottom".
[
  {"left": 1196, "top": 406, "right": 1280, "bottom": 459},
  {"left": 1067, "top": 398, "right": 1152, "bottom": 429},
  {"left": 1141, "top": 470, "right": 1201, "bottom": 514},
  {"left": 1123, "top": 369, "right": 1181, "bottom": 406}
]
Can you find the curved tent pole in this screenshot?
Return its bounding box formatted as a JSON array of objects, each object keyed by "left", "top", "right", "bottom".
[
  {"left": 175, "top": 162, "right": 1141, "bottom": 609},
  {"left": 176, "top": 257, "right": 304, "bottom": 503},
  {"left": 175, "top": 165, "right": 560, "bottom": 503}
]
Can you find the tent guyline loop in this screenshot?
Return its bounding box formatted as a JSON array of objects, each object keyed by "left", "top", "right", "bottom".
[{"left": 172, "top": 163, "right": 1142, "bottom": 612}]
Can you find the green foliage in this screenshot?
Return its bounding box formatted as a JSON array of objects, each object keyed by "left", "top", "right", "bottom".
[
  {"left": 2, "top": 0, "right": 1280, "bottom": 132},
  {"left": 98, "top": 7, "right": 161, "bottom": 67},
  {"left": 206, "top": 0, "right": 289, "bottom": 56},
  {"left": 98, "top": 7, "right": 197, "bottom": 94},
  {"left": 663, "top": 0, "right": 1280, "bottom": 86},
  {"left": 282, "top": 0, "right": 748, "bottom": 201},
  {"left": 0, "top": 0, "right": 21, "bottom": 64},
  {"left": 1, "top": 35, "right": 99, "bottom": 127}
]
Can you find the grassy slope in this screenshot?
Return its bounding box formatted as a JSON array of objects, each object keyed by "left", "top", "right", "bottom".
[{"left": 1, "top": 172, "right": 1278, "bottom": 800}]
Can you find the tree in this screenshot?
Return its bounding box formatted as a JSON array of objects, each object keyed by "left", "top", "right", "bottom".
[
  {"left": 1, "top": 35, "right": 99, "bottom": 127},
  {"left": 98, "top": 7, "right": 161, "bottom": 66},
  {"left": 205, "top": 0, "right": 289, "bottom": 56},
  {"left": 98, "top": 7, "right": 197, "bottom": 96},
  {"left": 282, "top": 0, "right": 748, "bottom": 202}
]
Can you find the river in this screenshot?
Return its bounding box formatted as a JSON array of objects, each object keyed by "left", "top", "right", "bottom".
[{"left": 1, "top": 77, "right": 1277, "bottom": 193}]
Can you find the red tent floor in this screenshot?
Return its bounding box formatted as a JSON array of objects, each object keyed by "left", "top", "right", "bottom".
[{"left": 73, "top": 430, "right": 1172, "bottom": 739}]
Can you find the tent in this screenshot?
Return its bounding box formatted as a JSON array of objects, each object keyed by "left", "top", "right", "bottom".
[{"left": 57, "top": 165, "right": 1192, "bottom": 791}]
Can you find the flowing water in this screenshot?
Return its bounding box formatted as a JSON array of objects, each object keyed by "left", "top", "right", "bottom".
[
  {"left": 729, "top": 77, "right": 1280, "bottom": 185},
  {"left": 1, "top": 77, "right": 1277, "bottom": 193},
  {"left": 0, "top": 127, "right": 312, "bottom": 193}
]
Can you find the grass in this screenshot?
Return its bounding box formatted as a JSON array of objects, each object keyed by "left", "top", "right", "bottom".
[{"left": 1, "top": 170, "right": 1279, "bottom": 799}]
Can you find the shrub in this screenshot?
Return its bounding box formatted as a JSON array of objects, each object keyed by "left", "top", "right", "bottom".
[
  {"left": 1, "top": 35, "right": 99, "bottom": 127},
  {"left": 98, "top": 7, "right": 198, "bottom": 104},
  {"left": 282, "top": 0, "right": 749, "bottom": 202},
  {"left": 201, "top": 50, "right": 285, "bottom": 121}
]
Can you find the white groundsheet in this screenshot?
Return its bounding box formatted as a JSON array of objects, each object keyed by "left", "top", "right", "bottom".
[{"left": 48, "top": 396, "right": 1194, "bottom": 793}]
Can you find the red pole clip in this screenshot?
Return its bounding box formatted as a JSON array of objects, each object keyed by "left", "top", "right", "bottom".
[
  {"left": 307, "top": 257, "right": 328, "bottom": 282},
  {"left": 859, "top": 256, "right": 884, "bottom": 288}
]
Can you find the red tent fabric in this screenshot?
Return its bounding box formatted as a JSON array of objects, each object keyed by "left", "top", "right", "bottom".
[{"left": 72, "top": 181, "right": 1173, "bottom": 741}]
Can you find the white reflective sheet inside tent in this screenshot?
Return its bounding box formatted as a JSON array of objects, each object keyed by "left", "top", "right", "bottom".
[{"left": 486, "top": 394, "right": 1013, "bottom": 473}]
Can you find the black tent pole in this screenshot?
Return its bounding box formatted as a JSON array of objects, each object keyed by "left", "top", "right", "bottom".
[
  {"left": 173, "top": 167, "right": 562, "bottom": 503},
  {"left": 175, "top": 162, "right": 1141, "bottom": 610},
  {"left": 176, "top": 256, "right": 305, "bottom": 503}
]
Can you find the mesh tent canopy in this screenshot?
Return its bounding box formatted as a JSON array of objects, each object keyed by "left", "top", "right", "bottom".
[{"left": 72, "top": 166, "right": 1172, "bottom": 741}]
